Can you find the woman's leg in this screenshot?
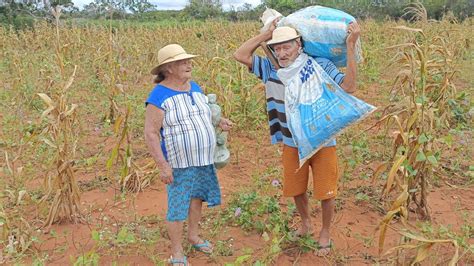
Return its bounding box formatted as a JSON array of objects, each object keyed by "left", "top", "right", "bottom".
[
  {"left": 187, "top": 198, "right": 203, "bottom": 243},
  {"left": 187, "top": 198, "right": 213, "bottom": 252},
  {"left": 167, "top": 220, "right": 185, "bottom": 260},
  {"left": 166, "top": 167, "right": 192, "bottom": 264}
]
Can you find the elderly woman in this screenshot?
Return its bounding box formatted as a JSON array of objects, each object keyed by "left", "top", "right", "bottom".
[{"left": 144, "top": 44, "right": 232, "bottom": 265}]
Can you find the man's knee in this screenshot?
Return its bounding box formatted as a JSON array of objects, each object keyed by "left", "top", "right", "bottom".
[{"left": 293, "top": 192, "right": 308, "bottom": 203}]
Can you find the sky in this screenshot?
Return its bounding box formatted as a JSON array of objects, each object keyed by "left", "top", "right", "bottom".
[{"left": 72, "top": 0, "right": 262, "bottom": 10}]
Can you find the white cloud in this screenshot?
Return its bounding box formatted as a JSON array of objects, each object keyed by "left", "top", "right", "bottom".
[
  {"left": 222, "top": 0, "right": 261, "bottom": 10},
  {"left": 73, "top": 0, "right": 92, "bottom": 8},
  {"left": 151, "top": 0, "right": 188, "bottom": 10}
]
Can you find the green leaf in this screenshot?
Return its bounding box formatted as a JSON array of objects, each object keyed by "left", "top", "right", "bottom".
[
  {"left": 427, "top": 155, "right": 438, "bottom": 165},
  {"left": 272, "top": 224, "right": 280, "bottom": 234},
  {"left": 416, "top": 151, "right": 427, "bottom": 162},
  {"left": 32, "top": 259, "right": 44, "bottom": 266},
  {"left": 442, "top": 135, "right": 453, "bottom": 146},
  {"left": 262, "top": 231, "right": 270, "bottom": 242},
  {"left": 405, "top": 165, "right": 418, "bottom": 176},
  {"left": 235, "top": 254, "right": 251, "bottom": 264},
  {"left": 106, "top": 146, "right": 119, "bottom": 170},
  {"left": 271, "top": 244, "right": 281, "bottom": 254},
  {"left": 117, "top": 227, "right": 135, "bottom": 244},
  {"left": 91, "top": 230, "right": 100, "bottom": 241},
  {"left": 418, "top": 134, "right": 429, "bottom": 144},
  {"left": 415, "top": 96, "right": 428, "bottom": 104}
]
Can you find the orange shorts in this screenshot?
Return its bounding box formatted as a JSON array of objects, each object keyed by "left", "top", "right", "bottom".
[{"left": 282, "top": 145, "right": 339, "bottom": 200}]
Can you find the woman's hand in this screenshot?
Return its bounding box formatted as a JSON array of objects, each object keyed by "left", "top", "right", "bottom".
[
  {"left": 159, "top": 162, "right": 173, "bottom": 184},
  {"left": 219, "top": 118, "right": 233, "bottom": 131}
]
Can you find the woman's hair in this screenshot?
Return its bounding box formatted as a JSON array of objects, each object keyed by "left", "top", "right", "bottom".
[
  {"left": 153, "top": 64, "right": 170, "bottom": 83},
  {"left": 154, "top": 70, "right": 166, "bottom": 84}
]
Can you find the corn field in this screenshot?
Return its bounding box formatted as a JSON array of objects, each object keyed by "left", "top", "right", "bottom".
[{"left": 0, "top": 15, "right": 473, "bottom": 265}]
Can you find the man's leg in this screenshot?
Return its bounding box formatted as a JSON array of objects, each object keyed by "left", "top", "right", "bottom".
[
  {"left": 317, "top": 197, "right": 335, "bottom": 256},
  {"left": 282, "top": 145, "right": 311, "bottom": 236},
  {"left": 293, "top": 193, "right": 313, "bottom": 235},
  {"left": 310, "top": 146, "right": 339, "bottom": 256}
]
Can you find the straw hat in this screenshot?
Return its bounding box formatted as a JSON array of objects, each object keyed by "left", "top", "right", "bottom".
[
  {"left": 150, "top": 44, "right": 198, "bottom": 75},
  {"left": 267, "top": 26, "right": 300, "bottom": 46}
]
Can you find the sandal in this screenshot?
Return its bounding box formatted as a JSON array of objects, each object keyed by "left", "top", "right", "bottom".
[
  {"left": 316, "top": 239, "right": 333, "bottom": 257},
  {"left": 169, "top": 256, "right": 188, "bottom": 265},
  {"left": 191, "top": 240, "right": 213, "bottom": 254}
]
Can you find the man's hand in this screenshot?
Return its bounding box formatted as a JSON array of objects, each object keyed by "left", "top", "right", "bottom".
[
  {"left": 346, "top": 22, "right": 361, "bottom": 48},
  {"left": 268, "top": 17, "right": 279, "bottom": 32},
  {"left": 341, "top": 22, "right": 360, "bottom": 94},
  {"left": 219, "top": 118, "right": 233, "bottom": 131},
  {"left": 234, "top": 17, "right": 280, "bottom": 68},
  {"left": 159, "top": 162, "right": 173, "bottom": 184},
  {"left": 264, "top": 17, "right": 279, "bottom": 39}
]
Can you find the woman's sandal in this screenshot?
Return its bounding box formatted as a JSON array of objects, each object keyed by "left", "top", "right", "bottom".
[
  {"left": 191, "top": 240, "right": 213, "bottom": 254},
  {"left": 169, "top": 256, "right": 188, "bottom": 265}
]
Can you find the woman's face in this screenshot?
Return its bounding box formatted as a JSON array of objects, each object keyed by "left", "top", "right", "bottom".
[{"left": 168, "top": 59, "right": 193, "bottom": 80}]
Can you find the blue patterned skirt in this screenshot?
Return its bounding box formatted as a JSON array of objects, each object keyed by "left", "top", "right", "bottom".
[{"left": 166, "top": 164, "right": 221, "bottom": 221}]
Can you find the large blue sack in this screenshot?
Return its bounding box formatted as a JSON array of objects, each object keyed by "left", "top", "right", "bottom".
[
  {"left": 278, "top": 53, "right": 375, "bottom": 166},
  {"left": 278, "top": 5, "right": 362, "bottom": 67}
]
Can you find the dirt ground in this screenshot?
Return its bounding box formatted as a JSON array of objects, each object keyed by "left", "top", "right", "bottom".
[{"left": 23, "top": 128, "right": 472, "bottom": 265}]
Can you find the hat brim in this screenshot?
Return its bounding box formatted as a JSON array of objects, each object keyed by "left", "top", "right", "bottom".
[
  {"left": 150, "top": 53, "right": 198, "bottom": 75},
  {"left": 267, "top": 35, "right": 300, "bottom": 46}
]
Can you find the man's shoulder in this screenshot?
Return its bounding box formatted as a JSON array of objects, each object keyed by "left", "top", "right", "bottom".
[
  {"left": 311, "top": 56, "right": 331, "bottom": 66},
  {"left": 255, "top": 55, "right": 276, "bottom": 69},
  {"left": 252, "top": 55, "right": 279, "bottom": 82}
]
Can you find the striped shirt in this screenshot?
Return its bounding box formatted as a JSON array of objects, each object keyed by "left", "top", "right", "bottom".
[
  {"left": 251, "top": 55, "right": 345, "bottom": 147},
  {"left": 146, "top": 81, "right": 216, "bottom": 169}
]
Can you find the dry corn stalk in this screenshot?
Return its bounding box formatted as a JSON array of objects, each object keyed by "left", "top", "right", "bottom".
[
  {"left": 376, "top": 25, "right": 459, "bottom": 258},
  {"left": 1, "top": 152, "right": 36, "bottom": 259},
  {"left": 38, "top": 66, "right": 81, "bottom": 227},
  {"left": 403, "top": 1, "right": 428, "bottom": 23},
  {"left": 121, "top": 161, "right": 156, "bottom": 193},
  {"left": 384, "top": 229, "right": 459, "bottom": 266},
  {"left": 107, "top": 106, "right": 155, "bottom": 193}
]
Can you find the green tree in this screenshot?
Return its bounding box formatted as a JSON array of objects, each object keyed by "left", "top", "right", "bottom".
[
  {"left": 263, "top": 0, "right": 299, "bottom": 15},
  {"left": 127, "top": 0, "right": 155, "bottom": 14},
  {"left": 183, "top": 0, "right": 223, "bottom": 19}
]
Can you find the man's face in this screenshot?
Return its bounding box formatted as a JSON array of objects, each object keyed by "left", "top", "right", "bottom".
[{"left": 271, "top": 40, "right": 300, "bottom": 68}]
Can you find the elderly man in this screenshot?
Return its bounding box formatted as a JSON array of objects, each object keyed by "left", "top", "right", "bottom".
[{"left": 233, "top": 21, "right": 360, "bottom": 256}]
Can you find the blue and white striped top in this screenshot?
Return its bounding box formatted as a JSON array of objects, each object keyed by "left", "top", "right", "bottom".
[
  {"left": 146, "top": 81, "right": 216, "bottom": 169},
  {"left": 251, "top": 55, "right": 345, "bottom": 147}
]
